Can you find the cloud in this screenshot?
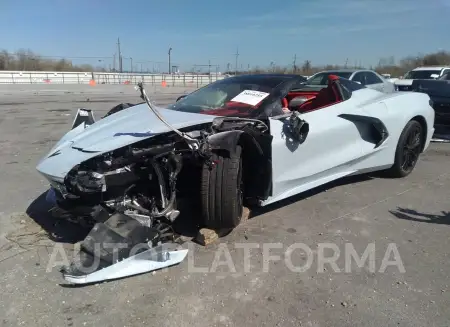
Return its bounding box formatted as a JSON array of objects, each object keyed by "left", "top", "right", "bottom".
[
  {"left": 282, "top": 21, "right": 424, "bottom": 36},
  {"left": 242, "top": 0, "right": 442, "bottom": 24},
  {"left": 198, "top": 0, "right": 447, "bottom": 41},
  {"left": 197, "top": 15, "right": 441, "bottom": 45},
  {"left": 244, "top": 12, "right": 281, "bottom": 22}
]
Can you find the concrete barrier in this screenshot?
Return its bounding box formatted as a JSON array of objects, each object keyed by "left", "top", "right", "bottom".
[{"left": 0, "top": 71, "right": 226, "bottom": 85}]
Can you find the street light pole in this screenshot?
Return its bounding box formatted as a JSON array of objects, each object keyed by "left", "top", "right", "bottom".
[{"left": 168, "top": 47, "right": 172, "bottom": 74}]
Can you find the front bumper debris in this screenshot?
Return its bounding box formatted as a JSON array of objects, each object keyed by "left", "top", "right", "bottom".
[{"left": 61, "top": 212, "right": 188, "bottom": 285}]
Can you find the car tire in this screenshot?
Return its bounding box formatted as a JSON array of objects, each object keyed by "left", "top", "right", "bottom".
[
  {"left": 386, "top": 120, "right": 423, "bottom": 178},
  {"left": 201, "top": 146, "right": 244, "bottom": 229}
]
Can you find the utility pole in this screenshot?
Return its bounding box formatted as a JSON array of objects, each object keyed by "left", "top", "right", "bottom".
[
  {"left": 208, "top": 59, "right": 211, "bottom": 75},
  {"left": 293, "top": 54, "right": 297, "bottom": 73},
  {"left": 344, "top": 58, "right": 348, "bottom": 68},
  {"left": 117, "top": 38, "right": 122, "bottom": 73},
  {"left": 227, "top": 63, "right": 230, "bottom": 72},
  {"left": 168, "top": 47, "right": 172, "bottom": 74},
  {"left": 234, "top": 47, "right": 239, "bottom": 75},
  {"left": 130, "top": 57, "right": 133, "bottom": 73},
  {"left": 113, "top": 53, "right": 116, "bottom": 72}
]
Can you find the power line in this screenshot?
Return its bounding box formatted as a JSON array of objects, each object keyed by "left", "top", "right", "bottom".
[
  {"left": 168, "top": 47, "right": 172, "bottom": 74},
  {"left": 234, "top": 47, "right": 239, "bottom": 75},
  {"left": 293, "top": 54, "right": 297, "bottom": 73},
  {"left": 117, "top": 38, "right": 122, "bottom": 73}
]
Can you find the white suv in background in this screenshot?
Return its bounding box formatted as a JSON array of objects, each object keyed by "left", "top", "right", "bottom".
[{"left": 395, "top": 66, "right": 450, "bottom": 91}]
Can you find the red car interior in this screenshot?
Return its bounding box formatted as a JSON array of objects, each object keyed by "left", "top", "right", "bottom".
[
  {"left": 199, "top": 75, "right": 345, "bottom": 117},
  {"left": 201, "top": 99, "right": 261, "bottom": 117},
  {"left": 286, "top": 91, "right": 318, "bottom": 103},
  {"left": 294, "top": 75, "right": 344, "bottom": 113}
]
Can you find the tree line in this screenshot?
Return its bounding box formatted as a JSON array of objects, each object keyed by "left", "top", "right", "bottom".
[
  {"left": 0, "top": 49, "right": 104, "bottom": 72},
  {"left": 230, "top": 50, "right": 450, "bottom": 77},
  {"left": 1, "top": 48, "right": 450, "bottom": 76}
]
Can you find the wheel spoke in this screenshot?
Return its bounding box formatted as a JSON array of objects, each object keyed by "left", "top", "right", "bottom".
[
  {"left": 401, "top": 127, "right": 421, "bottom": 171},
  {"left": 402, "top": 151, "right": 410, "bottom": 170},
  {"left": 406, "top": 131, "right": 420, "bottom": 150}
]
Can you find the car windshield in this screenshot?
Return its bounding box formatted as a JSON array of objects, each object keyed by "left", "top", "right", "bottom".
[
  {"left": 167, "top": 75, "right": 292, "bottom": 115},
  {"left": 306, "top": 72, "right": 353, "bottom": 85},
  {"left": 404, "top": 70, "right": 441, "bottom": 79},
  {"left": 438, "top": 73, "right": 450, "bottom": 80}
]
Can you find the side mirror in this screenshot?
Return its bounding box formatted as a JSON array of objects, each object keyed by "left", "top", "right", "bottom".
[
  {"left": 430, "top": 74, "right": 439, "bottom": 79},
  {"left": 176, "top": 95, "right": 187, "bottom": 102},
  {"left": 287, "top": 112, "right": 309, "bottom": 144}
]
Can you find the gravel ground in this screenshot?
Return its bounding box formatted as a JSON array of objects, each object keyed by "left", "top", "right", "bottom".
[{"left": 0, "top": 84, "right": 449, "bottom": 327}]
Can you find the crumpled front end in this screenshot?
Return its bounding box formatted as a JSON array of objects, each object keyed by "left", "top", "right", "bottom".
[
  {"left": 36, "top": 89, "right": 273, "bottom": 284},
  {"left": 35, "top": 103, "right": 221, "bottom": 284},
  {"left": 39, "top": 125, "right": 210, "bottom": 283}
]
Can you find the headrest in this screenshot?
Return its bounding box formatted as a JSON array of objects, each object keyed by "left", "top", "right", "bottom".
[{"left": 328, "top": 74, "right": 340, "bottom": 84}]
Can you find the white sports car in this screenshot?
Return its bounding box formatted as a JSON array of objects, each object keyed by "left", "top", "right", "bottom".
[{"left": 36, "top": 74, "right": 435, "bottom": 284}]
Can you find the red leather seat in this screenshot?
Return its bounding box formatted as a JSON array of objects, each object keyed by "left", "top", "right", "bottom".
[{"left": 298, "top": 75, "right": 342, "bottom": 112}]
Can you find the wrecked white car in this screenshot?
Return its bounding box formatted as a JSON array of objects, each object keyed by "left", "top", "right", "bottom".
[{"left": 36, "top": 74, "right": 435, "bottom": 284}]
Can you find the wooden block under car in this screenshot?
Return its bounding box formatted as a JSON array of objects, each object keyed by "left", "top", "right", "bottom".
[{"left": 195, "top": 207, "right": 251, "bottom": 246}]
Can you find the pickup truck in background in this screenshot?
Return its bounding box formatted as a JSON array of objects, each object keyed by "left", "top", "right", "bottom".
[
  {"left": 411, "top": 73, "right": 450, "bottom": 140},
  {"left": 411, "top": 73, "right": 450, "bottom": 126},
  {"left": 395, "top": 66, "right": 450, "bottom": 91}
]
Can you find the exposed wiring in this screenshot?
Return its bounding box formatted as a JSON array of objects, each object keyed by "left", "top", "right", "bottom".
[{"left": 136, "top": 82, "right": 200, "bottom": 150}]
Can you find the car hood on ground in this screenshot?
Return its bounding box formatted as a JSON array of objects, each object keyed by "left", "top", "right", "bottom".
[{"left": 36, "top": 103, "right": 218, "bottom": 180}]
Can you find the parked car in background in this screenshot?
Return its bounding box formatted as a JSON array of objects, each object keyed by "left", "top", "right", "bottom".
[
  {"left": 411, "top": 72, "right": 450, "bottom": 127},
  {"left": 395, "top": 66, "right": 450, "bottom": 91},
  {"left": 306, "top": 69, "right": 395, "bottom": 93}
]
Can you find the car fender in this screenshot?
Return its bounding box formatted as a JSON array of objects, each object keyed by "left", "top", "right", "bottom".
[
  {"left": 207, "top": 130, "right": 266, "bottom": 157},
  {"left": 364, "top": 92, "right": 434, "bottom": 151},
  {"left": 206, "top": 129, "right": 273, "bottom": 200}
]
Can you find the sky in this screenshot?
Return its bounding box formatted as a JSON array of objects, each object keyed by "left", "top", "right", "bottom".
[{"left": 1, "top": 0, "right": 450, "bottom": 72}]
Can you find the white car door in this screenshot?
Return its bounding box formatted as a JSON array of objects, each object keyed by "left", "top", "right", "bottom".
[{"left": 265, "top": 98, "right": 369, "bottom": 205}]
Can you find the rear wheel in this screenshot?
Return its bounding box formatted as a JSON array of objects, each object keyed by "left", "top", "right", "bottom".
[
  {"left": 386, "top": 120, "right": 423, "bottom": 178},
  {"left": 201, "top": 146, "right": 244, "bottom": 229}
]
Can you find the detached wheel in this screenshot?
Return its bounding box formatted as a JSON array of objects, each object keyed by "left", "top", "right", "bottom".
[
  {"left": 201, "top": 146, "right": 244, "bottom": 229},
  {"left": 387, "top": 120, "right": 423, "bottom": 178}
]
